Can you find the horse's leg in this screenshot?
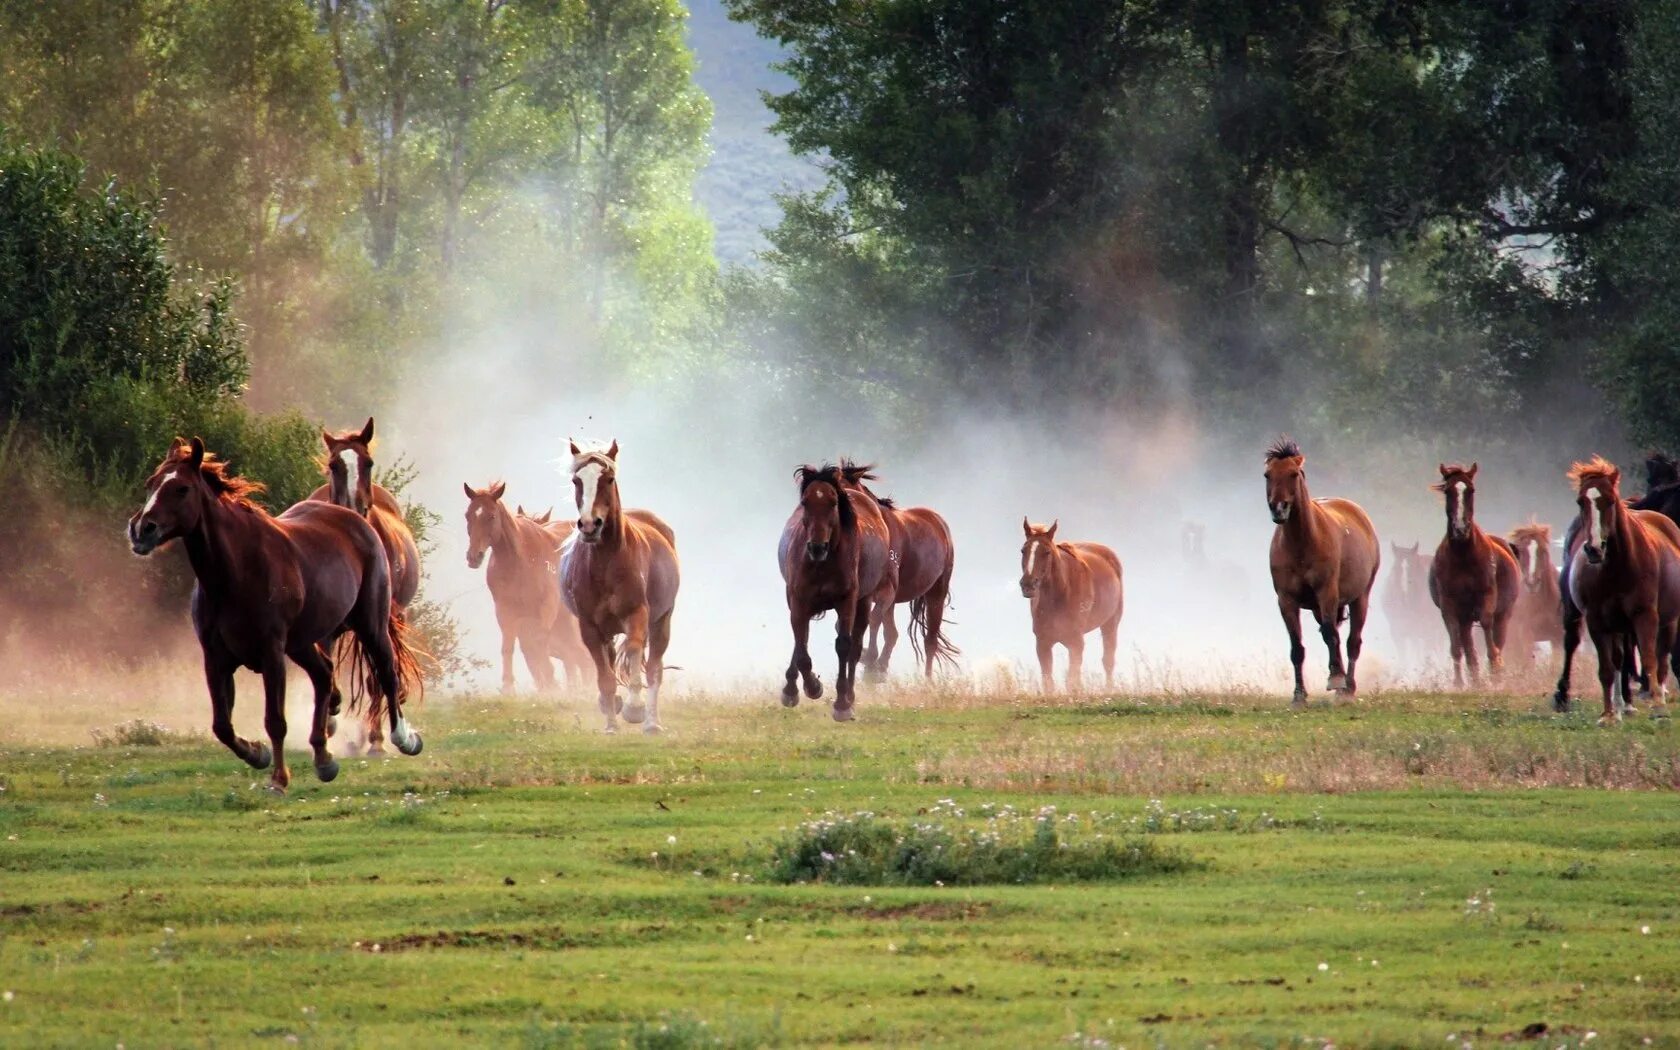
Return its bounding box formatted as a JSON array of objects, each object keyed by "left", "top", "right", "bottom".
[
  {"left": 498, "top": 616, "right": 518, "bottom": 694},
  {"left": 519, "top": 620, "right": 557, "bottom": 693},
  {"left": 878, "top": 604, "right": 901, "bottom": 679},
  {"left": 1036, "top": 633, "right": 1056, "bottom": 694},
  {"left": 1278, "top": 598, "right": 1307, "bottom": 706},
  {"left": 1099, "top": 615, "right": 1119, "bottom": 691},
  {"left": 1651, "top": 617, "right": 1676, "bottom": 717},
  {"left": 832, "top": 596, "right": 862, "bottom": 721},
  {"left": 204, "top": 650, "right": 269, "bottom": 769},
  {"left": 783, "top": 608, "right": 820, "bottom": 704},
  {"left": 1442, "top": 612, "right": 1465, "bottom": 688},
  {"left": 259, "top": 649, "right": 292, "bottom": 793},
  {"left": 1458, "top": 617, "right": 1481, "bottom": 688},
  {"left": 1486, "top": 610, "right": 1509, "bottom": 682},
  {"left": 288, "top": 642, "right": 340, "bottom": 783},
  {"left": 1343, "top": 596, "right": 1368, "bottom": 697},
  {"left": 1590, "top": 623, "right": 1619, "bottom": 724},
  {"left": 1065, "top": 634, "right": 1086, "bottom": 695},
  {"left": 643, "top": 610, "right": 673, "bottom": 735},
  {"left": 1633, "top": 610, "right": 1660, "bottom": 704},
  {"left": 619, "top": 607, "right": 651, "bottom": 725},
  {"left": 1317, "top": 599, "right": 1348, "bottom": 694},
  {"left": 578, "top": 619, "right": 620, "bottom": 733},
  {"left": 863, "top": 599, "right": 886, "bottom": 679},
  {"left": 1553, "top": 601, "right": 1581, "bottom": 712},
  {"left": 320, "top": 642, "right": 344, "bottom": 739}
]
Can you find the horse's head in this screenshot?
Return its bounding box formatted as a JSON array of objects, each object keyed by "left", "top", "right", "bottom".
[
  {"left": 129, "top": 439, "right": 208, "bottom": 554},
  {"left": 462, "top": 480, "right": 508, "bottom": 569},
  {"left": 1645, "top": 451, "right": 1678, "bottom": 492},
  {"left": 1262, "top": 438, "right": 1305, "bottom": 524},
  {"left": 1509, "top": 522, "right": 1552, "bottom": 590},
  {"left": 1433, "top": 462, "right": 1479, "bottom": 541},
  {"left": 1569, "top": 456, "right": 1623, "bottom": 565},
  {"left": 1020, "top": 518, "right": 1059, "bottom": 598},
  {"left": 1388, "top": 541, "right": 1420, "bottom": 589},
  {"left": 321, "top": 417, "right": 376, "bottom": 515},
  {"left": 793, "top": 464, "right": 853, "bottom": 562},
  {"left": 569, "top": 439, "right": 620, "bottom": 543}
]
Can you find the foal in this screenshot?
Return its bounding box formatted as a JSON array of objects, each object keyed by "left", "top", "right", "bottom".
[{"left": 1018, "top": 520, "right": 1124, "bottom": 693}]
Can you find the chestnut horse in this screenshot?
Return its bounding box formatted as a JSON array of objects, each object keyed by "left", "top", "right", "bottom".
[
  {"left": 559, "top": 440, "right": 680, "bottom": 734},
  {"left": 464, "top": 482, "right": 589, "bottom": 692},
  {"left": 1263, "top": 438, "right": 1380, "bottom": 705},
  {"left": 310, "top": 419, "right": 424, "bottom": 753},
  {"left": 1425, "top": 464, "right": 1520, "bottom": 686},
  {"left": 842, "top": 469, "right": 959, "bottom": 679},
  {"left": 1381, "top": 542, "right": 1437, "bottom": 665},
  {"left": 1565, "top": 457, "right": 1680, "bottom": 723},
  {"left": 779, "top": 462, "right": 892, "bottom": 719},
  {"left": 128, "top": 438, "right": 423, "bottom": 791},
  {"left": 1507, "top": 522, "right": 1563, "bottom": 661},
  {"left": 1019, "top": 520, "right": 1124, "bottom": 693}
]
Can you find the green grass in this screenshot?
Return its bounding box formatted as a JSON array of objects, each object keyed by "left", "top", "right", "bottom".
[{"left": 1, "top": 690, "right": 1678, "bottom": 1047}]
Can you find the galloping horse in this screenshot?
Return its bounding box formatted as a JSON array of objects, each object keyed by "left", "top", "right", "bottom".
[
  {"left": 1381, "top": 542, "right": 1437, "bottom": 665},
  {"left": 1263, "top": 438, "right": 1380, "bottom": 705},
  {"left": 1507, "top": 522, "right": 1563, "bottom": 661},
  {"left": 840, "top": 468, "right": 958, "bottom": 679},
  {"left": 128, "top": 438, "right": 423, "bottom": 791},
  {"left": 779, "top": 462, "right": 892, "bottom": 719},
  {"left": 1564, "top": 457, "right": 1680, "bottom": 723},
  {"left": 464, "top": 482, "right": 589, "bottom": 692},
  {"left": 559, "top": 440, "right": 680, "bottom": 734},
  {"left": 1018, "top": 520, "right": 1124, "bottom": 693},
  {"left": 1425, "top": 464, "right": 1519, "bottom": 686}
]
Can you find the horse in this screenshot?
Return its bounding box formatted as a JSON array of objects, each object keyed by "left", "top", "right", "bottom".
[
  {"left": 1263, "top": 438, "right": 1380, "bottom": 706},
  {"left": 464, "top": 481, "right": 589, "bottom": 693},
  {"left": 1018, "top": 520, "right": 1124, "bottom": 693},
  {"left": 1381, "top": 542, "right": 1438, "bottom": 665},
  {"left": 127, "top": 438, "right": 423, "bottom": 792},
  {"left": 1507, "top": 522, "right": 1563, "bottom": 662},
  {"left": 779, "top": 462, "right": 892, "bottom": 719},
  {"left": 559, "top": 440, "right": 680, "bottom": 734},
  {"left": 840, "top": 469, "right": 959, "bottom": 679},
  {"left": 1645, "top": 451, "right": 1679, "bottom": 492},
  {"left": 1564, "top": 456, "right": 1680, "bottom": 723},
  {"left": 310, "top": 419, "right": 423, "bottom": 753},
  {"left": 1425, "top": 464, "right": 1520, "bottom": 687}
]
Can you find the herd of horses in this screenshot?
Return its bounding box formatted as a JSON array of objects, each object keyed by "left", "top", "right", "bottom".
[{"left": 123, "top": 425, "right": 1680, "bottom": 792}]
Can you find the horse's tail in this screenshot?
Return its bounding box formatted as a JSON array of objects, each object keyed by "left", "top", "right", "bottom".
[
  {"left": 345, "top": 606, "right": 430, "bottom": 719},
  {"left": 908, "top": 591, "right": 961, "bottom": 673}
]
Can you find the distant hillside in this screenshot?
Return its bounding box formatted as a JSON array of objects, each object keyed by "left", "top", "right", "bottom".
[{"left": 685, "top": 0, "right": 825, "bottom": 266}]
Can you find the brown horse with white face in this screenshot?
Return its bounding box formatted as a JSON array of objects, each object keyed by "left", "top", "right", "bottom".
[
  {"left": 1263, "top": 438, "right": 1380, "bottom": 705},
  {"left": 1019, "top": 520, "right": 1124, "bottom": 693},
  {"left": 464, "top": 482, "right": 589, "bottom": 693},
  {"left": 1507, "top": 521, "right": 1563, "bottom": 662},
  {"left": 779, "top": 462, "right": 892, "bottom": 719},
  {"left": 1566, "top": 457, "right": 1680, "bottom": 723},
  {"left": 128, "top": 438, "right": 423, "bottom": 792},
  {"left": 559, "top": 440, "right": 680, "bottom": 734},
  {"left": 1425, "top": 463, "right": 1520, "bottom": 686}
]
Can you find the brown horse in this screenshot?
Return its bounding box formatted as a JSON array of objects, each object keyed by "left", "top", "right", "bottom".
[
  {"left": 1263, "top": 438, "right": 1380, "bottom": 705},
  {"left": 1507, "top": 521, "right": 1563, "bottom": 661},
  {"left": 779, "top": 462, "right": 892, "bottom": 719},
  {"left": 464, "top": 482, "right": 589, "bottom": 692},
  {"left": 1425, "top": 464, "right": 1520, "bottom": 686},
  {"left": 310, "top": 418, "right": 422, "bottom": 753},
  {"left": 842, "top": 470, "right": 959, "bottom": 679},
  {"left": 560, "top": 440, "right": 680, "bottom": 734},
  {"left": 1019, "top": 520, "right": 1124, "bottom": 693},
  {"left": 1381, "top": 542, "right": 1438, "bottom": 664},
  {"left": 128, "top": 438, "right": 423, "bottom": 791},
  {"left": 1565, "top": 457, "right": 1680, "bottom": 723}
]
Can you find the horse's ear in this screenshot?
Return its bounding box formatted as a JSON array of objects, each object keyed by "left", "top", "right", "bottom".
[
  {"left": 359, "top": 417, "right": 375, "bottom": 444},
  {"left": 1022, "top": 516, "right": 1032, "bottom": 536},
  {"left": 1469, "top": 462, "right": 1479, "bottom": 478},
  {"left": 463, "top": 482, "right": 476, "bottom": 500},
  {"left": 321, "top": 428, "right": 334, "bottom": 448},
  {"left": 1438, "top": 462, "right": 1449, "bottom": 477},
  {"left": 1048, "top": 519, "right": 1059, "bottom": 540},
  {"left": 188, "top": 437, "right": 205, "bottom": 468},
  {"left": 568, "top": 438, "right": 581, "bottom": 456},
  {"left": 606, "top": 439, "right": 619, "bottom": 461},
  {"left": 490, "top": 481, "right": 507, "bottom": 501}
]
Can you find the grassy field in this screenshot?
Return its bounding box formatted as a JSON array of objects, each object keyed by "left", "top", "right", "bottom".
[{"left": 2, "top": 687, "right": 1678, "bottom": 1048}]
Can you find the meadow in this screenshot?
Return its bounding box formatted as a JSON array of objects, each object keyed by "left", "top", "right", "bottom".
[{"left": 1, "top": 685, "right": 1677, "bottom": 1048}]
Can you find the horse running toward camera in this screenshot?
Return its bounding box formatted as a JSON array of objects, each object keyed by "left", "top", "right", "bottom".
[
  {"left": 1381, "top": 542, "right": 1438, "bottom": 666},
  {"left": 1018, "top": 519, "right": 1124, "bottom": 693},
  {"left": 1507, "top": 521, "right": 1563, "bottom": 662},
  {"left": 310, "top": 418, "right": 422, "bottom": 753},
  {"left": 464, "top": 482, "right": 589, "bottom": 692},
  {"left": 1262, "top": 438, "right": 1380, "bottom": 705},
  {"left": 779, "top": 462, "right": 892, "bottom": 719},
  {"left": 841, "top": 468, "right": 959, "bottom": 679},
  {"left": 127, "top": 438, "right": 423, "bottom": 792},
  {"left": 1564, "top": 457, "right": 1680, "bottom": 723},
  {"left": 559, "top": 440, "right": 680, "bottom": 734},
  {"left": 1425, "top": 464, "right": 1519, "bottom": 687}
]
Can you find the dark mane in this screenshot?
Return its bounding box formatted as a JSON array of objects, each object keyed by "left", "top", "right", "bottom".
[
  {"left": 794, "top": 463, "right": 857, "bottom": 531},
  {"left": 1264, "top": 437, "right": 1302, "bottom": 462},
  {"left": 837, "top": 460, "right": 895, "bottom": 508}
]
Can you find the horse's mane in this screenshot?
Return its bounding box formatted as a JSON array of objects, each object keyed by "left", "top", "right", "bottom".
[
  {"left": 1509, "top": 521, "right": 1551, "bottom": 544},
  {"left": 1432, "top": 463, "right": 1474, "bottom": 493},
  {"left": 153, "top": 447, "right": 267, "bottom": 511},
  {"left": 1567, "top": 455, "right": 1619, "bottom": 486},
  {"left": 1264, "top": 437, "right": 1302, "bottom": 462},
  {"left": 838, "top": 460, "right": 894, "bottom": 508},
  {"left": 794, "top": 463, "right": 857, "bottom": 531}
]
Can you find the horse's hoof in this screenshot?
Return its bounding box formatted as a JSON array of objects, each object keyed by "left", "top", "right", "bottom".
[
  {"left": 1290, "top": 690, "right": 1308, "bottom": 709},
  {"left": 1551, "top": 695, "right": 1571, "bottom": 714},
  {"left": 622, "top": 701, "right": 647, "bottom": 725},
  {"left": 603, "top": 723, "right": 618, "bottom": 735},
  {"left": 315, "top": 758, "right": 340, "bottom": 783},
  {"left": 1326, "top": 674, "right": 1348, "bottom": 692},
  {"left": 832, "top": 704, "right": 855, "bottom": 723},
  {"left": 500, "top": 681, "right": 516, "bottom": 695},
  {"left": 265, "top": 780, "right": 288, "bottom": 796},
  {"left": 1597, "top": 713, "right": 1621, "bottom": 727},
  {"left": 804, "top": 678, "right": 823, "bottom": 701},
  {"left": 643, "top": 723, "right": 663, "bottom": 736},
  {"left": 366, "top": 744, "right": 387, "bottom": 757},
  {"left": 780, "top": 689, "right": 800, "bottom": 708},
  {"left": 394, "top": 732, "right": 422, "bottom": 757},
  {"left": 250, "top": 743, "right": 274, "bottom": 770}
]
